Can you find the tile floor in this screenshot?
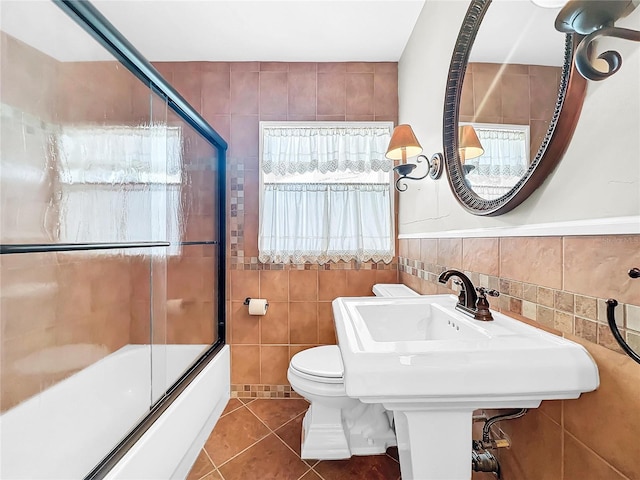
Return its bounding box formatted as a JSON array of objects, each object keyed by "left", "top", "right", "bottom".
[{"left": 187, "top": 398, "right": 496, "bottom": 480}]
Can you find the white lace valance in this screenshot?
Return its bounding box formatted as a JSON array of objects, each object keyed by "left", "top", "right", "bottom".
[
  {"left": 259, "top": 182, "right": 394, "bottom": 264},
  {"left": 465, "top": 125, "right": 529, "bottom": 201},
  {"left": 262, "top": 125, "right": 392, "bottom": 176}
]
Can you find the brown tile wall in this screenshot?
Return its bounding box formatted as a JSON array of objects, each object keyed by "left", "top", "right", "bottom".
[
  {"left": 398, "top": 235, "right": 640, "bottom": 479},
  {"left": 460, "top": 62, "right": 562, "bottom": 161},
  {"left": 157, "top": 61, "right": 400, "bottom": 389}
]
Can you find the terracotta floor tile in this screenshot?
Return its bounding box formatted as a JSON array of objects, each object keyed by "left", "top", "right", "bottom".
[
  {"left": 274, "top": 412, "right": 305, "bottom": 452},
  {"left": 204, "top": 406, "right": 270, "bottom": 466},
  {"left": 274, "top": 412, "right": 319, "bottom": 466},
  {"left": 239, "top": 397, "right": 255, "bottom": 404},
  {"left": 221, "top": 398, "right": 244, "bottom": 416},
  {"left": 301, "top": 470, "right": 323, "bottom": 480},
  {"left": 218, "top": 434, "right": 310, "bottom": 480},
  {"left": 314, "top": 455, "right": 401, "bottom": 480},
  {"left": 246, "top": 398, "right": 309, "bottom": 430},
  {"left": 385, "top": 446, "right": 399, "bottom": 462},
  {"left": 201, "top": 471, "right": 223, "bottom": 480},
  {"left": 186, "top": 450, "right": 215, "bottom": 480}
]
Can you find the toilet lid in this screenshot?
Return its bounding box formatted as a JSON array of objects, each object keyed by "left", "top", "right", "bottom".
[{"left": 290, "top": 345, "right": 344, "bottom": 379}]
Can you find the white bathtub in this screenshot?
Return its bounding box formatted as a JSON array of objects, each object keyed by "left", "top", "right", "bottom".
[{"left": 0, "top": 344, "right": 230, "bottom": 479}]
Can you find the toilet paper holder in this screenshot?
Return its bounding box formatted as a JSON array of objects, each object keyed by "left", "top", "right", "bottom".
[{"left": 244, "top": 297, "right": 269, "bottom": 311}]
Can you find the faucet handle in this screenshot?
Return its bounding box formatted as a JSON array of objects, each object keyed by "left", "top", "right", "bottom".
[
  {"left": 476, "top": 287, "right": 499, "bottom": 298},
  {"left": 474, "top": 287, "right": 498, "bottom": 322}
]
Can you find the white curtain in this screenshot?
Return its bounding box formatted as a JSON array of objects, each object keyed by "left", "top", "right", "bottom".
[
  {"left": 57, "top": 125, "right": 183, "bottom": 255},
  {"left": 465, "top": 127, "right": 528, "bottom": 200},
  {"left": 259, "top": 183, "right": 393, "bottom": 264},
  {"left": 262, "top": 126, "right": 392, "bottom": 175}
]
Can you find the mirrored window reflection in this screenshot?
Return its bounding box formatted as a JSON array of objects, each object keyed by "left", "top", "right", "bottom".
[
  {"left": 461, "top": 123, "right": 529, "bottom": 200},
  {"left": 458, "top": 1, "right": 564, "bottom": 201}
]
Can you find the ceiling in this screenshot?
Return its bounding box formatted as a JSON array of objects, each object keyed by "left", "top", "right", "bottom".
[
  {"left": 469, "top": 0, "right": 565, "bottom": 66},
  {"left": 0, "top": 0, "right": 427, "bottom": 62},
  {"left": 1, "top": 0, "right": 564, "bottom": 65}
]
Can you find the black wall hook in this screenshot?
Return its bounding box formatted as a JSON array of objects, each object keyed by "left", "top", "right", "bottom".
[{"left": 605, "top": 267, "right": 640, "bottom": 365}]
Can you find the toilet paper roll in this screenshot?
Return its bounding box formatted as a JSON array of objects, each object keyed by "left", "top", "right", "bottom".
[{"left": 248, "top": 298, "right": 268, "bottom": 315}]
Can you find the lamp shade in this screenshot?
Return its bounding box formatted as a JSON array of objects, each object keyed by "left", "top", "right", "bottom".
[
  {"left": 458, "top": 125, "right": 484, "bottom": 160},
  {"left": 386, "top": 124, "right": 423, "bottom": 161}
]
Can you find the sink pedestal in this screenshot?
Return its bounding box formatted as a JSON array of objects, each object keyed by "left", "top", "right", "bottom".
[
  {"left": 332, "top": 296, "right": 600, "bottom": 479},
  {"left": 392, "top": 407, "right": 473, "bottom": 480}
]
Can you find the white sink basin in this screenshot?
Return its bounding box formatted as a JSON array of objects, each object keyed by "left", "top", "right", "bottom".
[
  {"left": 332, "top": 295, "right": 600, "bottom": 480},
  {"left": 333, "top": 295, "right": 599, "bottom": 403},
  {"left": 353, "top": 301, "right": 492, "bottom": 344}
]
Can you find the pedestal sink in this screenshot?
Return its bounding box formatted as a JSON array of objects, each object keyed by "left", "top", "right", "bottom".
[{"left": 332, "top": 295, "right": 599, "bottom": 480}]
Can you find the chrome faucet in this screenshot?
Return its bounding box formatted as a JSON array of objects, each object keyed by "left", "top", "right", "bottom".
[{"left": 437, "top": 269, "right": 499, "bottom": 321}]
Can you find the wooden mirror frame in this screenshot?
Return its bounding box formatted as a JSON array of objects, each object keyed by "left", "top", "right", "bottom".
[{"left": 443, "top": 0, "right": 587, "bottom": 216}]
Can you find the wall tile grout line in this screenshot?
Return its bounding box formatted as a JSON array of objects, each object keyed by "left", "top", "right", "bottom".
[{"left": 564, "top": 431, "right": 633, "bottom": 480}]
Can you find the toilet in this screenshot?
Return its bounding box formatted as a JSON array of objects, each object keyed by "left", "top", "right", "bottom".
[{"left": 287, "top": 283, "right": 419, "bottom": 460}]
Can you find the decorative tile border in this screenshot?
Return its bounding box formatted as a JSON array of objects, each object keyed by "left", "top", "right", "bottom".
[
  {"left": 398, "top": 256, "right": 640, "bottom": 355},
  {"left": 230, "top": 258, "right": 398, "bottom": 271},
  {"left": 231, "top": 384, "right": 303, "bottom": 399},
  {"left": 228, "top": 161, "right": 244, "bottom": 259}
]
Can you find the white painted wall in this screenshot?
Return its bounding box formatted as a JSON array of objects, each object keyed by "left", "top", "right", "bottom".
[{"left": 397, "top": 0, "right": 640, "bottom": 235}]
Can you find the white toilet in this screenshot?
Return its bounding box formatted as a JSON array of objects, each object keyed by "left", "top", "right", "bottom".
[{"left": 287, "top": 283, "right": 419, "bottom": 460}]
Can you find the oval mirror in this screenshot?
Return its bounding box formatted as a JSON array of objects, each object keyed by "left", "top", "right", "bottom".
[{"left": 443, "top": 0, "right": 587, "bottom": 216}]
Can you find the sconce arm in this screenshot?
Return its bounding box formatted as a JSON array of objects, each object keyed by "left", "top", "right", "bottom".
[
  {"left": 393, "top": 153, "right": 444, "bottom": 191},
  {"left": 574, "top": 26, "right": 640, "bottom": 81}
]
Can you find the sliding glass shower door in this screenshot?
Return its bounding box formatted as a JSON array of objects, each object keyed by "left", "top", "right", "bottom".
[{"left": 0, "top": 1, "right": 225, "bottom": 477}]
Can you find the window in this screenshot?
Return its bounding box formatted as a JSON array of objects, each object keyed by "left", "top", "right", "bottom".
[
  {"left": 259, "top": 122, "right": 394, "bottom": 264},
  {"left": 56, "top": 125, "right": 183, "bottom": 255},
  {"left": 461, "top": 123, "right": 530, "bottom": 200}
]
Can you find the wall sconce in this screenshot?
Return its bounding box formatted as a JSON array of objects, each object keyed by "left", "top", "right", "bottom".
[
  {"left": 386, "top": 124, "right": 443, "bottom": 192},
  {"left": 543, "top": 0, "right": 640, "bottom": 81},
  {"left": 458, "top": 125, "right": 484, "bottom": 174}
]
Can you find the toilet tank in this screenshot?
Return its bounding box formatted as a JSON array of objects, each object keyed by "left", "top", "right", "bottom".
[{"left": 372, "top": 284, "right": 419, "bottom": 297}]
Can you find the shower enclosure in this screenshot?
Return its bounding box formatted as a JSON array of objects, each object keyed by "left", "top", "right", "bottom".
[{"left": 0, "top": 1, "right": 227, "bottom": 478}]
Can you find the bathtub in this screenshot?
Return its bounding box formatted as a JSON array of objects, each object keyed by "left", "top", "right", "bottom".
[{"left": 0, "top": 343, "right": 230, "bottom": 479}]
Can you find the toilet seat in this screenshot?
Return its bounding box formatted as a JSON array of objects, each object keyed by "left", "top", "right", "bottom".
[{"left": 290, "top": 345, "right": 344, "bottom": 384}]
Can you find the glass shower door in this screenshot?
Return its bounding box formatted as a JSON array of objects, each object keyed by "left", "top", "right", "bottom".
[{"left": 150, "top": 103, "right": 220, "bottom": 404}]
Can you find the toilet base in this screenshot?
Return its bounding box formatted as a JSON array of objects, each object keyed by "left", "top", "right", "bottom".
[
  {"left": 300, "top": 404, "right": 351, "bottom": 460},
  {"left": 345, "top": 402, "right": 397, "bottom": 456},
  {"left": 300, "top": 401, "right": 397, "bottom": 460}
]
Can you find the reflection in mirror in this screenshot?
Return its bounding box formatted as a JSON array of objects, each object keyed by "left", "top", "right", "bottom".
[
  {"left": 460, "top": 123, "right": 530, "bottom": 200},
  {"left": 443, "top": 0, "right": 587, "bottom": 216},
  {"left": 459, "top": 0, "right": 563, "bottom": 200}
]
